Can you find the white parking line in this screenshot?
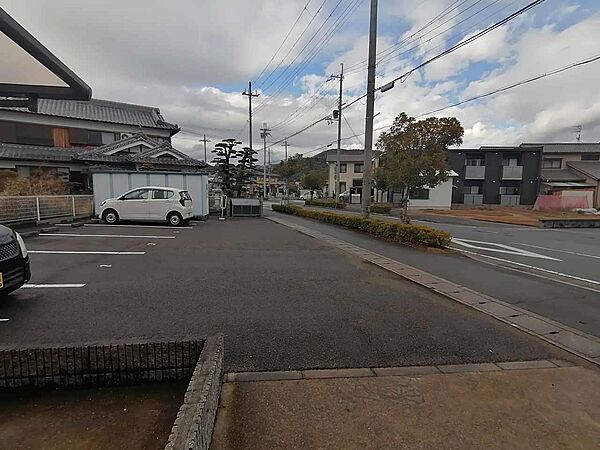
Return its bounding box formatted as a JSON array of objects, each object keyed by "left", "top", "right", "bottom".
[
  {"left": 0, "top": 318, "right": 9, "bottom": 322},
  {"left": 29, "top": 250, "right": 146, "bottom": 255},
  {"left": 84, "top": 224, "right": 193, "bottom": 229},
  {"left": 40, "top": 233, "right": 175, "bottom": 239},
  {"left": 515, "top": 243, "right": 600, "bottom": 260},
  {"left": 21, "top": 283, "right": 86, "bottom": 288}
]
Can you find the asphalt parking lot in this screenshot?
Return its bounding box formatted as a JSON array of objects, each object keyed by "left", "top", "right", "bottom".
[{"left": 0, "top": 218, "right": 573, "bottom": 372}]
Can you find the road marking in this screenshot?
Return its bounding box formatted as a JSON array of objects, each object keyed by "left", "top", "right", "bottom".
[
  {"left": 29, "top": 251, "right": 146, "bottom": 255},
  {"left": 456, "top": 248, "right": 600, "bottom": 287},
  {"left": 99, "top": 264, "right": 112, "bottom": 268},
  {"left": 147, "top": 242, "right": 157, "bottom": 246},
  {"left": 0, "top": 318, "right": 9, "bottom": 322},
  {"left": 84, "top": 224, "right": 193, "bottom": 229},
  {"left": 413, "top": 220, "right": 501, "bottom": 232},
  {"left": 40, "top": 233, "right": 175, "bottom": 239},
  {"left": 515, "top": 243, "right": 600, "bottom": 260},
  {"left": 21, "top": 283, "right": 86, "bottom": 289},
  {"left": 451, "top": 238, "right": 561, "bottom": 261}
]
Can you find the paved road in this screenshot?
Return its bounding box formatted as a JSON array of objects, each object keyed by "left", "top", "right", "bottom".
[
  {"left": 0, "top": 219, "right": 570, "bottom": 372},
  {"left": 267, "top": 205, "right": 599, "bottom": 337}
]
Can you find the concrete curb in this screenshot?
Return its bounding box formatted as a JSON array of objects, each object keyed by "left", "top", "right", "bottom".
[
  {"left": 266, "top": 214, "right": 600, "bottom": 366},
  {"left": 224, "top": 359, "right": 573, "bottom": 383},
  {"left": 165, "top": 333, "right": 224, "bottom": 450}
]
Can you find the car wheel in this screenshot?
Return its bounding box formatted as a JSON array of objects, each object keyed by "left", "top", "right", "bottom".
[
  {"left": 102, "top": 209, "right": 119, "bottom": 225},
  {"left": 167, "top": 212, "right": 183, "bottom": 226}
]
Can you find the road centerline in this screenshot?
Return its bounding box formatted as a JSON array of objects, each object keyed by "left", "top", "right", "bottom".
[{"left": 21, "top": 283, "right": 86, "bottom": 289}]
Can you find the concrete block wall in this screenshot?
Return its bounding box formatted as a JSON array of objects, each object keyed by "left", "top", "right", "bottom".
[
  {"left": 0, "top": 340, "right": 204, "bottom": 388},
  {"left": 165, "top": 334, "right": 224, "bottom": 450}
]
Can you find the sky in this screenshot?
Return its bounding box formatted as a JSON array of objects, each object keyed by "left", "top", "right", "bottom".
[{"left": 2, "top": 0, "right": 600, "bottom": 164}]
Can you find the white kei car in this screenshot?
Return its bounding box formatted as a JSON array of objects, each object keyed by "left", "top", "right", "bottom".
[{"left": 99, "top": 186, "right": 194, "bottom": 226}]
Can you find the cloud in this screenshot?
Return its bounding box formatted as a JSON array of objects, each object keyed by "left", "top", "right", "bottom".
[{"left": 1, "top": 0, "right": 599, "bottom": 159}]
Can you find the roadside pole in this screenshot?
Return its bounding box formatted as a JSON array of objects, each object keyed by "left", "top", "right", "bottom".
[
  {"left": 361, "top": 0, "right": 378, "bottom": 218},
  {"left": 282, "top": 139, "right": 289, "bottom": 204},
  {"left": 199, "top": 134, "right": 211, "bottom": 163},
  {"left": 243, "top": 81, "right": 260, "bottom": 194},
  {"left": 260, "top": 124, "right": 271, "bottom": 199},
  {"left": 330, "top": 64, "right": 344, "bottom": 206}
]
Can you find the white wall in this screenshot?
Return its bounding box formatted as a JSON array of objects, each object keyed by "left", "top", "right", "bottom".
[
  {"left": 92, "top": 171, "right": 209, "bottom": 217},
  {"left": 407, "top": 178, "right": 454, "bottom": 210}
]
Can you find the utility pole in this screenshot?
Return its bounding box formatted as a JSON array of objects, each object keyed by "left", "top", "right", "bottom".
[
  {"left": 242, "top": 81, "right": 260, "bottom": 154},
  {"left": 329, "top": 63, "right": 344, "bottom": 203},
  {"left": 260, "top": 124, "right": 271, "bottom": 199},
  {"left": 574, "top": 125, "right": 582, "bottom": 143},
  {"left": 282, "top": 139, "right": 290, "bottom": 203},
  {"left": 199, "top": 134, "right": 211, "bottom": 163},
  {"left": 361, "top": 0, "right": 378, "bottom": 218}
]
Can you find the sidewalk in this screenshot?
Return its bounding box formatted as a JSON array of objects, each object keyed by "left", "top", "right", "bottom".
[{"left": 212, "top": 364, "right": 600, "bottom": 449}]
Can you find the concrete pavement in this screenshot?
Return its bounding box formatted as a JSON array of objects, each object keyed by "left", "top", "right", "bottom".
[{"left": 212, "top": 365, "right": 600, "bottom": 450}]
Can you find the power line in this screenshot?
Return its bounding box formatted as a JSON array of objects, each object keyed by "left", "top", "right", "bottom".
[
  {"left": 414, "top": 53, "right": 600, "bottom": 118},
  {"left": 262, "top": 0, "right": 546, "bottom": 152},
  {"left": 343, "top": 115, "right": 363, "bottom": 146},
  {"left": 255, "top": 0, "right": 334, "bottom": 92},
  {"left": 254, "top": 0, "right": 313, "bottom": 86},
  {"left": 381, "top": 0, "right": 546, "bottom": 88},
  {"left": 335, "top": 53, "right": 600, "bottom": 143},
  {"left": 255, "top": 0, "right": 363, "bottom": 113}
]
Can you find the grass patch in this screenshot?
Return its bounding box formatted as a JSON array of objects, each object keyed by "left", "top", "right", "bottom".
[{"left": 272, "top": 204, "right": 450, "bottom": 248}]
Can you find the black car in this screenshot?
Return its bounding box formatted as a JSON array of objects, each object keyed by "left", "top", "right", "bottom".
[{"left": 0, "top": 224, "right": 31, "bottom": 296}]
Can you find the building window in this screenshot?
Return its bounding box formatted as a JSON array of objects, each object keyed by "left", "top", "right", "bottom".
[
  {"left": 339, "top": 182, "right": 347, "bottom": 192},
  {"left": 465, "top": 158, "right": 485, "bottom": 166},
  {"left": 542, "top": 158, "right": 562, "bottom": 169},
  {"left": 339, "top": 163, "right": 347, "bottom": 173},
  {"left": 463, "top": 185, "right": 481, "bottom": 194},
  {"left": 500, "top": 186, "right": 519, "bottom": 195},
  {"left": 15, "top": 123, "right": 54, "bottom": 146},
  {"left": 502, "top": 157, "right": 519, "bottom": 167},
  {"left": 354, "top": 163, "right": 364, "bottom": 173},
  {"left": 409, "top": 188, "right": 430, "bottom": 200},
  {"left": 582, "top": 153, "right": 600, "bottom": 161},
  {"left": 352, "top": 179, "right": 362, "bottom": 187}
]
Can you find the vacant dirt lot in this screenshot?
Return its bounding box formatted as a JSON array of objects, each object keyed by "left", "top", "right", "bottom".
[{"left": 0, "top": 382, "right": 186, "bottom": 450}]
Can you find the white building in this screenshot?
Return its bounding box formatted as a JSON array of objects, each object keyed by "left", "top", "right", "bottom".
[{"left": 326, "top": 149, "right": 456, "bottom": 209}]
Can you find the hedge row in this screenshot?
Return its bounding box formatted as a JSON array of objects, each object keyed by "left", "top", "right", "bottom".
[
  {"left": 305, "top": 199, "right": 346, "bottom": 209},
  {"left": 370, "top": 204, "right": 392, "bottom": 214},
  {"left": 272, "top": 204, "right": 450, "bottom": 248}
]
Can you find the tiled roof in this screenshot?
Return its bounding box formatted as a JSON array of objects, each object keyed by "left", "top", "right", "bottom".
[
  {"left": 8, "top": 98, "right": 179, "bottom": 131},
  {"left": 79, "top": 133, "right": 158, "bottom": 156},
  {"left": 541, "top": 168, "right": 587, "bottom": 182},
  {"left": 567, "top": 161, "right": 600, "bottom": 180},
  {"left": 522, "top": 143, "right": 600, "bottom": 154},
  {"left": 0, "top": 142, "right": 83, "bottom": 162}
]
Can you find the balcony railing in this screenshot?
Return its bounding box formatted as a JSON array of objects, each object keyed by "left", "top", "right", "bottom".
[
  {"left": 502, "top": 166, "right": 523, "bottom": 180},
  {"left": 465, "top": 166, "right": 485, "bottom": 179},
  {"left": 464, "top": 194, "right": 483, "bottom": 205},
  {"left": 500, "top": 195, "right": 520, "bottom": 206}
]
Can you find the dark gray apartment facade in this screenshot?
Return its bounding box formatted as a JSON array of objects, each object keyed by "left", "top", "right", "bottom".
[{"left": 447, "top": 145, "right": 543, "bottom": 206}]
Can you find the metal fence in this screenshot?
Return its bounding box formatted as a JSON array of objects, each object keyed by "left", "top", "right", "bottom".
[{"left": 0, "top": 195, "right": 94, "bottom": 224}]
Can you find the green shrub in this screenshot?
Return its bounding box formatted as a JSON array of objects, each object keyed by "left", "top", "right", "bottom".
[
  {"left": 370, "top": 204, "right": 392, "bottom": 214},
  {"left": 304, "top": 199, "right": 346, "bottom": 209},
  {"left": 271, "top": 204, "right": 450, "bottom": 248}
]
